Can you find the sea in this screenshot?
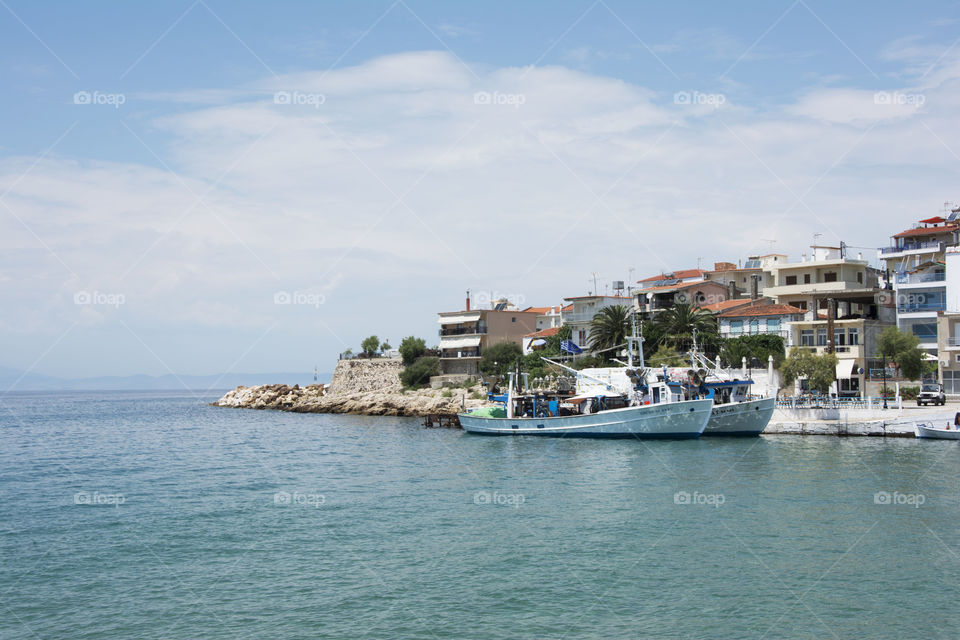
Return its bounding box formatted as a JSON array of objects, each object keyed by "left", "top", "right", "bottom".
[{"left": 1, "top": 390, "right": 958, "bottom": 639}]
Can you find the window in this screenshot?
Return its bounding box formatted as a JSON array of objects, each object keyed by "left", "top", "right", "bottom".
[
  {"left": 817, "top": 328, "right": 827, "bottom": 346},
  {"left": 848, "top": 327, "right": 860, "bottom": 345},
  {"left": 578, "top": 329, "right": 586, "bottom": 346},
  {"left": 804, "top": 274, "right": 811, "bottom": 284},
  {"left": 801, "top": 329, "right": 814, "bottom": 346},
  {"left": 796, "top": 301, "right": 807, "bottom": 311},
  {"left": 512, "top": 317, "right": 516, "bottom": 322},
  {"left": 835, "top": 330, "right": 846, "bottom": 346},
  {"left": 857, "top": 271, "right": 863, "bottom": 284},
  {"left": 749, "top": 319, "right": 759, "bottom": 334},
  {"left": 730, "top": 320, "right": 743, "bottom": 335},
  {"left": 786, "top": 275, "right": 798, "bottom": 285},
  {"left": 824, "top": 272, "right": 837, "bottom": 283},
  {"left": 767, "top": 318, "right": 780, "bottom": 331}
]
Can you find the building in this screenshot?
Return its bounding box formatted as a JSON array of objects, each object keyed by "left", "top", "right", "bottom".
[
  {"left": 762, "top": 244, "right": 895, "bottom": 397},
  {"left": 936, "top": 246, "right": 960, "bottom": 393},
  {"left": 436, "top": 296, "right": 539, "bottom": 376},
  {"left": 878, "top": 214, "right": 960, "bottom": 357},
  {"left": 562, "top": 295, "right": 633, "bottom": 349},
  {"left": 634, "top": 279, "right": 730, "bottom": 314},
  {"left": 716, "top": 302, "right": 804, "bottom": 344},
  {"left": 524, "top": 305, "right": 567, "bottom": 333},
  {"left": 522, "top": 326, "right": 560, "bottom": 355}
]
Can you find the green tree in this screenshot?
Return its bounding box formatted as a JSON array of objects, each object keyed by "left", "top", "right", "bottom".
[
  {"left": 361, "top": 335, "right": 380, "bottom": 357},
  {"left": 398, "top": 336, "right": 426, "bottom": 366},
  {"left": 653, "top": 303, "right": 717, "bottom": 352},
  {"left": 399, "top": 357, "right": 439, "bottom": 389},
  {"left": 647, "top": 344, "right": 688, "bottom": 367},
  {"left": 875, "top": 326, "right": 924, "bottom": 381},
  {"left": 479, "top": 342, "right": 523, "bottom": 378},
  {"left": 380, "top": 341, "right": 392, "bottom": 353},
  {"left": 588, "top": 305, "right": 632, "bottom": 355},
  {"left": 721, "top": 334, "right": 786, "bottom": 368},
  {"left": 780, "top": 349, "right": 839, "bottom": 395}
]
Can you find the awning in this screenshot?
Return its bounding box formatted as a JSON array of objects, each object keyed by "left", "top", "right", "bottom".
[
  {"left": 440, "top": 336, "right": 481, "bottom": 349},
  {"left": 438, "top": 313, "right": 480, "bottom": 324},
  {"left": 836, "top": 361, "right": 859, "bottom": 379}
]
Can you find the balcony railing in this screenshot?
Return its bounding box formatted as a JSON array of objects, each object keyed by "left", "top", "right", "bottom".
[
  {"left": 948, "top": 337, "right": 960, "bottom": 347},
  {"left": 880, "top": 240, "right": 942, "bottom": 255},
  {"left": 439, "top": 324, "right": 486, "bottom": 337},
  {"left": 896, "top": 271, "right": 946, "bottom": 284},
  {"left": 897, "top": 302, "right": 946, "bottom": 313},
  {"left": 439, "top": 349, "right": 481, "bottom": 359}
]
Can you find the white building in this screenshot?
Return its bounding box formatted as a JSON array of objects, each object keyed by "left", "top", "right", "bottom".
[{"left": 562, "top": 295, "right": 632, "bottom": 350}]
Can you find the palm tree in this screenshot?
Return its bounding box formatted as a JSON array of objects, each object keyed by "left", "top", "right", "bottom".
[
  {"left": 652, "top": 303, "right": 717, "bottom": 352},
  {"left": 589, "top": 305, "right": 632, "bottom": 354}
]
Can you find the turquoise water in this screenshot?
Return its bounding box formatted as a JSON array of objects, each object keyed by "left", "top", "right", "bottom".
[{"left": 1, "top": 391, "right": 958, "bottom": 639}]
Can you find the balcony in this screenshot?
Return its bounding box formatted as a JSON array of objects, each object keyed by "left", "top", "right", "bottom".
[
  {"left": 947, "top": 337, "right": 960, "bottom": 348},
  {"left": 439, "top": 348, "right": 481, "bottom": 359},
  {"left": 439, "top": 324, "right": 486, "bottom": 337},
  {"left": 880, "top": 240, "right": 943, "bottom": 256},
  {"left": 896, "top": 271, "right": 945, "bottom": 285},
  {"left": 897, "top": 301, "right": 945, "bottom": 313}
]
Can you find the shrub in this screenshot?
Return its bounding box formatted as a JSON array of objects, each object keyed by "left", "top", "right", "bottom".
[
  {"left": 398, "top": 336, "right": 427, "bottom": 366},
  {"left": 361, "top": 335, "right": 380, "bottom": 357},
  {"left": 479, "top": 342, "right": 523, "bottom": 377},
  {"left": 399, "top": 356, "right": 439, "bottom": 389},
  {"left": 441, "top": 389, "right": 453, "bottom": 398},
  {"left": 900, "top": 386, "right": 920, "bottom": 400}
]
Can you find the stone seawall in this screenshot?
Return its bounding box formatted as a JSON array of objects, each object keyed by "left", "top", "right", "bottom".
[{"left": 213, "top": 357, "right": 492, "bottom": 417}]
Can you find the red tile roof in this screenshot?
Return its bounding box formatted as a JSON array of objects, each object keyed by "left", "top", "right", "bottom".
[
  {"left": 524, "top": 326, "right": 560, "bottom": 338},
  {"left": 638, "top": 269, "right": 706, "bottom": 283},
  {"left": 718, "top": 304, "right": 805, "bottom": 318},
  {"left": 637, "top": 279, "right": 726, "bottom": 294},
  {"left": 893, "top": 222, "right": 960, "bottom": 239},
  {"left": 701, "top": 299, "right": 754, "bottom": 313},
  {"left": 522, "top": 306, "right": 559, "bottom": 314}
]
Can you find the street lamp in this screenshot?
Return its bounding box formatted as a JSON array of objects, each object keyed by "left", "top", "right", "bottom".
[{"left": 881, "top": 349, "right": 888, "bottom": 410}]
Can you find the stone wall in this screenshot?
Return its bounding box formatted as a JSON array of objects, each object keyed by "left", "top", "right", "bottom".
[{"left": 327, "top": 357, "right": 403, "bottom": 396}]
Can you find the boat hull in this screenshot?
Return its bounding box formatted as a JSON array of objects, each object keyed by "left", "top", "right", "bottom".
[
  {"left": 703, "top": 397, "right": 776, "bottom": 436},
  {"left": 459, "top": 399, "right": 712, "bottom": 439},
  {"left": 915, "top": 423, "right": 960, "bottom": 440}
]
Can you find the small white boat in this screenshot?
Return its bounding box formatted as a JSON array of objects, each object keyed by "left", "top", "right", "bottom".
[{"left": 914, "top": 422, "right": 960, "bottom": 440}]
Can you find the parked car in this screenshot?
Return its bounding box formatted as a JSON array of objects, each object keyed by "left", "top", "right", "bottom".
[{"left": 917, "top": 383, "right": 945, "bottom": 406}]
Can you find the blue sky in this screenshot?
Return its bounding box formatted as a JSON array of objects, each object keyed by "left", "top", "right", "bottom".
[{"left": 4, "top": 1, "right": 960, "bottom": 379}]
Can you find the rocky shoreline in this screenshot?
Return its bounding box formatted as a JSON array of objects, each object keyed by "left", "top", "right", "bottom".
[{"left": 211, "top": 358, "right": 493, "bottom": 417}]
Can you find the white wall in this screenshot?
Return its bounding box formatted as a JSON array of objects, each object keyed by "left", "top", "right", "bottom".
[{"left": 946, "top": 248, "right": 960, "bottom": 313}]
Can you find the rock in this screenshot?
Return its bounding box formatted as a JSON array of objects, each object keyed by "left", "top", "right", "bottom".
[{"left": 211, "top": 358, "right": 493, "bottom": 417}]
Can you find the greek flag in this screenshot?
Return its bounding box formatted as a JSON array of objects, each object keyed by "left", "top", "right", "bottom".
[{"left": 561, "top": 340, "right": 583, "bottom": 354}]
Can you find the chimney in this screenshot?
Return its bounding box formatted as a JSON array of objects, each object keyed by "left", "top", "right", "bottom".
[
  {"left": 727, "top": 281, "right": 737, "bottom": 300},
  {"left": 750, "top": 275, "right": 759, "bottom": 300},
  {"left": 465, "top": 290, "right": 470, "bottom": 311}
]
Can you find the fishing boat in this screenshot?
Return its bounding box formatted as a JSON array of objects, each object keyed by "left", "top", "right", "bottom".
[
  {"left": 682, "top": 346, "right": 775, "bottom": 437},
  {"left": 459, "top": 326, "right": 713, "bottom": 439},
  {"left": 914, "top": 422, "right": 960, "bottom": 440}
]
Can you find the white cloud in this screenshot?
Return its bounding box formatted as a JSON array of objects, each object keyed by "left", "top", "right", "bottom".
[{"left": 5, "top": 49, "right": 960, "bottom": 375}]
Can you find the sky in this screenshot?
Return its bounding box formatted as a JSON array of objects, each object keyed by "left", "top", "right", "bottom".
[{"left": 3, "top": 0, "right": 960, "bottom": 378}]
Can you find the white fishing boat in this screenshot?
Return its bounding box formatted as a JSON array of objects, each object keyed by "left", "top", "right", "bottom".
[
  {"left": 683, "top": 346, "right": 775, "bottom": 437},
  {"left": 459, "top": 327, "right": 712, "bottom": 439},
  {"left": 914, "top": 422, "right": 960, "bottom": 440}
]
